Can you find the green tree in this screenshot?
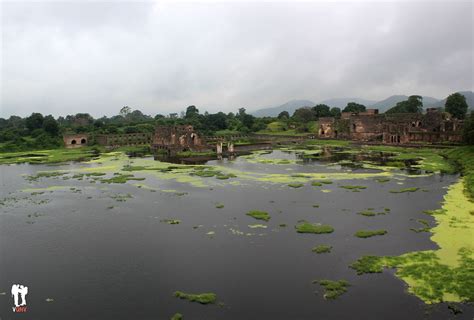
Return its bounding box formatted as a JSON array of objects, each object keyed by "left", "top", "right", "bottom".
[
  {"left": 42, "top": 115, "right": 59, "bottom": 135},
  {"left": 185, "top": 105, "right": 199, "bottom": 118},
  {"left": 312, "top": 104, "right": 331, "bottom": 118},
  {"left": 25, "top": 113, "right": 44, "bottom": 132},
  {"left": 445, "top": 93, "right": 468, "bottom": 119},
  {"left": 292, "top": 107, "right": 315, "bottom": 123},
  {"left": 277, "top": 111, "right": 290, "bottom": 120},
  {"left": 120, "top": 106, "right": 131, "bottom": 118},
  {"left": 330, "top": 107, "right": 341, "bottom": 118},
  {"left": 343, "top": 102, "right": 366, "bottom": 113},
  {"left": 386, "top": 95, "right": 423, "bottom": 114}
]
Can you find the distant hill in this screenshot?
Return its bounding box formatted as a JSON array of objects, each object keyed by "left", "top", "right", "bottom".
[
  {"left": 251, "top": 99, "right": 315, "bottom": 117},
  {"left": 370, "top": 95, "right": 440, "bottom": 112},
  {"left": 425, "top": 91, "right": 474, "bottom": 110},
  {"left": 318, "top": 97, "right": 377, "bottom": 109}
]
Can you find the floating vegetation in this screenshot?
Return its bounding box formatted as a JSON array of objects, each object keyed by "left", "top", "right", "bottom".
[
  {"left": 215, "top": 203, "right": 224, "bottom": 209},
  {"left": 109, "top": 193, "right": 132, "bottom": 202},
  {"left": 339, "top": 185, "right": 367, "bottom": 192},
  {"left": 25, "top": 171, "right": 67, "bottom": 181},
  {"left": 279, "top": 223, "right": 287, "bottom": 227},
  {"left": 410, "top": 219, "right": 431, "bottom": 233},
  {"left": 389, "top": 187, "right": 419, "bottom": 193},
  {"left": 311, "top": 181, "right": 323, "bottom": 187},
  {"left": 170, "top": 313, "right": 183, "bottom": 320},
  {"left": 295, "top": 221, "right": 334, "bottom": 234},
  {"left": 314, "top": 280, "right": 350, "bottom": 299},
  {"left": 161, "top": 219, "right": 181, "bottom": 225},
  {"left": 375, "top": 178, "right": 390, "bottom": 183},
  {"left": 288, "top": 183, "right": 304, "bottom": 188},
  {"left": 246, "top": 210, "right": 270, "bottom": 221},
  {"left": 319, "top": 180, "right": 333, "bottom": 184},
  {"left": 354, "top": 230, "right": 387, "bottom": 238},
  {"left": 312, "top": 245, "right": 332, "bottom": 253},
  {"left": 45, "top": 298, "right": 54, "bottom": 302},
  {"left": 423, "top": 208, "right": 446, "bottom": 216},
  {"left": 173, "top": 291, "right": 217, "bottom": 304},
  {"left": 101, "top": 174, "right": 145, "bottom": 184},
  {"left": 206, "top": 231, "right": 215, "bottom": 236},
  {"left": 312, "top": 204, "right": 319, "bottom": 208},
  {"left": 357, "top": 209, "right": 386, "bottom": 217}
]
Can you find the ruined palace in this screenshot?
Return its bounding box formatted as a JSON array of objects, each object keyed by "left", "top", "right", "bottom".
[
  {"left": 152, "top": 125, "right": 208, "bottom": 154},
  {"left": 317, "top": 108, "right": 463, "bottom": 144}
]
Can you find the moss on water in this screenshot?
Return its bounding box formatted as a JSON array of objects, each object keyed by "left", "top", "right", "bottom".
[
  {"left": 314, "top": 280, "right": 350, "bottom": 299},
  {"left": 390, "top": 187, "right": 419, "bottom": 193},
  {"left": 246, "top": 210, "right": 270, "bottom": 221},
  {"left": 161, "top": 219, "right": 181, "bottom": 225},
  {"left": 170, "top": 313, "right": 183, "bottom": 320},
  {"left": 354, "top": 230, "right": 387, "bottom": 238},
  {"left": 288, "top": 183, "right": 304, "bottom": 188},
  {"left": 215, "top": 203, "right": 224, "bottom": 209},
  {"left": 339, "top": 185, "right": 367, "bottom": 191},
  {"left": 100, "top": 174, "right": 145, "bottom": 184},
  {"left": 312, "top": 245, "right": 332, "bottom": 253},
  {"left": 173, "top": 291, "right": 217, "bottom": 304},
  {"left": 351, "top": 178, "right": 474, "bottom": 304},
  {"left": 295, "top": 222, "right": 334, "bottom": 234}
]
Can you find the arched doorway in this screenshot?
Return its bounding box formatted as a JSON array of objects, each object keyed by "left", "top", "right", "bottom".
[
  {"left": 80, "top": 138, "right": 86, "bottom": 144},
  {"left": 71, "top": 140, "right": 77, "bottom": 145}
]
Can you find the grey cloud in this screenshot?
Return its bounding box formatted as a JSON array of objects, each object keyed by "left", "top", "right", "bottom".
[{"left": 1, "top": 1, "right": 473, "bottom": 118}]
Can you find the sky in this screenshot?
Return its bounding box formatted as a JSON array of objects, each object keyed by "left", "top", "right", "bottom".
[{"left": 1, "top": 0, "right": 473, "bottom": 118}]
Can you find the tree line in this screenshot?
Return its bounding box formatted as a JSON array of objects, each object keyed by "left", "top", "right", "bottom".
[{"left": 0, "top": 92, "right": 472, "bottom": 152}]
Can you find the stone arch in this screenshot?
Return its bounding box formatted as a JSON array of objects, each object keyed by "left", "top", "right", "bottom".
[
  {"left": 71, "top": 139, "right": 77, "bottom": 145},
  {"left": 81, "top": 138, "right": 86, "bottom": 144}
]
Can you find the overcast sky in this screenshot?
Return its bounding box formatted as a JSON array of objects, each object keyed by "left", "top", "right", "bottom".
[{"left": 1, "top": 0, "right": 473, "bottom": 118}]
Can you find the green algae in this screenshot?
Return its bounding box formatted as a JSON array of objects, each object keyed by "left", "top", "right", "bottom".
[
  {"left": 288, "top": 183, "right": 304, "bottom": 188},
  {"left": 173, "top": 291, "right": 217, "bottom": 304},
  {"left": 110, "top": 193, "right": 132, "bottom": 202},
  {"left": 339, "top": 185, "right": 367, "bottom": 191},
  {"left": 354, "top": 230, "right": 387, "bottom": 238},
  {"left": 358, "top": 209, "right": 386, "bottom": 217},
  {"left": 25, "top": 171, "right": 67, "bottom": 181},
  {"left": 215, "top": 203, "right": 224, "bottom": 209},
  {"left": 0, "top": 147, "right": 101, "bottom": 165},
  {"left": 375, "top": 178, "right": 390, "bottom": 183},
  {"left": 312, "top": 245, "right": 332, "bottom": 253},
  {"left": 246, "top": 210, "right": 270, "bottom": 221},
  {"left": 295, "top": 222, "right": 334, "bottom": 234},
  {"left": 351, "top": 179, "right": 474, "bottom": 304},
  {"left": 311, "top": 181, "right": 323, "bottom": 187},
  {"left": 161, "top": 219, "right": 181, "bottom": 225},
  {"left": 390, "top": 187, "right": 419, "bottom": 193},
  {"left": 410, "top": 219, "right": 431, "bottom": 233},
  {"left": 314, "top": 280, "right": 350, "bottom": 299},
  {"left": 170, "top": 313, "right": 183, "bottom": 320},
  {"left": 100, "top": 173, "right": 145, "bottom": 184}
]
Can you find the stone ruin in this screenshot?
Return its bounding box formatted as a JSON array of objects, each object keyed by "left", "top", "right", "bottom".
[
  {"left": 63, "top": 134, "right": 88, "bottom": 148},
  {"left": 152, "top": 125, "right": 208, "bottom": 155},
  {"left": 317, "top": 108, "right": 463, "bottom": 144}
]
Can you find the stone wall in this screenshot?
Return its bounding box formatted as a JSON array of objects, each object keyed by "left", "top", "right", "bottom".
[
  {"left": 316, "top": 109, "right": 463, "bottom": 144},
  {"left": 96, "top": 133, "right": 153, "bottom": 146},
  {"left": 63, "top": 134, "right": 89, "bottom": 148}
]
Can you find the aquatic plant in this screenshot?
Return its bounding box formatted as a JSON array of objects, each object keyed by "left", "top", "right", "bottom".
[
  {"left": 349, "top": 255, "right": 385, "bottom": 274},
  {"left": 410, "top": 219, "right": 431, "bottom": 233},
  {"left": 161, "top": 219, "right": 181, "bottom": 225},
  {"left": 295, "top": 222, "right": 334, "bottom": 234},
  {"left": 246, "top": 210, "right": 271, "bottom": 221},
  {"left": 311, "top": 182, "right": 323, "bottom": 186},
  {"left": 25, "top": 171, "right": 67, "bottom": 181},
  {"left": 354, "top": 230, "right": 387, "bottom": 238},
  {"left": 314, "top": 280, "right": 350, "bottom": 299},
  {"left": 170, "top": 313, "right": 183, "bottom": 320},
  {"left": 339, "top": 185, "right": 367, "bottom": 191},
  {"left": 100, "top": 174, "right": 145, "bottom": 184},
  {"left": 215, "top": 203, "right": 224, "bottom": 209},
  {"left": 389, "top": 187, "right": 419, "bottom": 193},
  {"left": 173, "top": 291, "right": 217, "bottom": 304},
  {"left": 312, "top": 245, "right": 332, "bottom": 253},
  {"left": 248, "top": 224, "right": 267, "bottom": 229},
  {"left": 288, "top": 183, "right": 304, "bottom": 188},
  {"left": 357, "top": 209, "right": 386, "bottom": 217},
  {"left": 375, "top": 178, "right": 390, "bottom": 183}
]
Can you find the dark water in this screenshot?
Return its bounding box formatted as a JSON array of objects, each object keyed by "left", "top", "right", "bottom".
[{"left": 0, "top": 151, "right": 472, "bottom": 320}]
